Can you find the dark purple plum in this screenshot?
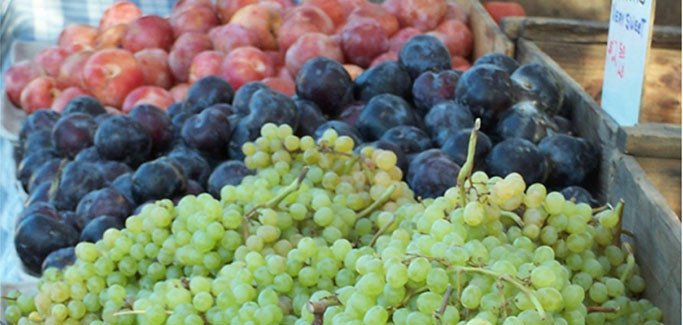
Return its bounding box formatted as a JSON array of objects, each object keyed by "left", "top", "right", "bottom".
[
  {"left": 207, "top": 160, "right": 255, "bottom": 198},
  {"left": 314, "top": 121, "right": 363, "bottom": 145},
  {"left": 473, "top": 53, "right": 519, "bottom": 74},
  {"left": 172, "top": 112, "right": 193, "bottom": 135},
  {"left": 51, "top": 112, "right": 98, "bottom": 158},
  {"left": 411, "top": 70, "right": 461, "bottom": 114},
  {"left": 76, "top": 187, "right": 131, "bottom": 229},
  {"left": 112, "top": 173, "right": 136, "bottom": 206},
  {"left": 17, "top": 202, "right": 60, "bottom": 226},
  {"left": 26, "top": 182, "right": 51, "bottom": 206},
  {"left": 424, "top": 100, "right": 474, "bottom": 147},
  {"left": 79, "top": 216, "right": 125, "bottom": 243},
  {"left": 338, "top": 102, "right": 365, "bottom": 126},
  {"left": 494, "top": 101, "right": 550, "bottom": 143},
  {"left": 296, "top": 57, "right": 354, "bottom": 117},
  {"left": 455, "top": 64, "right": 513, "bottom": 127},
  {"left": 380, "top": 125, "right": 432, "bottom": 154},
  {"left": 207, "top": 103, "right": 235, "bottom": 117},
  {"left": 407, "top": 149, "right": 461, "bottom": 199},
  {"left": 129, "top": 104, "right": 174, "bottom": 153},
  {"left": 184, "top": 75, "right": 235, "bottom": 114},
  {"left": 60, "top": 211, "right": 79, "bottom": 233},
  {"left": 96, "top": 160, "right": 133, "bottom": 183},
  {"left": 181, "top": 106, "right": 231, "bottom": 158},
  {"left": 441, "top": 128, "right": 492, "bottom": 167},
  {"left": 354, "top": 61, "right": 412, "bottom": 101},
  {"left": 232, "top": 81, "right": 268, "bottom": 116},
  {"left": 551, "top": 115, "right": 573, "bottom": 135},
  {"left": 15, "top": 214, "right": 79, "bottom": 275},
  {"left": 94, "top": 115, "right": 152, "bottom": 166},
  {"left": 22, "top": 130, "right": 53, "bottom": 155},
  {"left": 132, "top": 158, "right": 186, "bottom": 203},
  {"left": 294, "top": 99, "right": 327, "bottom": 137},
  {"left": 538, "top": 134, "right": 598, "bottom": 187},
  {"left": 41, "top": 247, "right": 76, "bottom": 272},
  {"left": 561, "top": 186, "right": 599, "bottom": 207},
  {"left": 484, "top": 137, "right": 548, "bottom": 184},
  {"left": 19, "top": 109, "right": 60, "bottom": 143},
  {"left": 168, "top": 146, "right": 212, "bottom": 186},
  {"left": 184, "top": 179, "right": 205, "bottom": 196},
  {"left": 27, "top": 158, "right": 63, "bottom": 193},
  {"left": 51, "top": 161, "right": 106, "bottom": 211},
  {"left": 356, "top": 94, "right": 415, "bottom": 141},
  {"left": 511, "top": 63, "right": 564, "bottom": 115},
  {"left": 166, "top": 102, "right": 184, "bottom": 118},
  {"left": 62, "top": 96, "right": 106, "bottom": 117},
  {"left": 398, "top": 35, "right": 452, "bottom": 80},
  {"left": 74, "top": 147, "right": 103, "bottom": 162},
  {"left": 18, "top": 150, "right": 57, "bottom": 190}
]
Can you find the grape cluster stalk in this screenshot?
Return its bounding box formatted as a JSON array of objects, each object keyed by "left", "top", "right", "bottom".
[{"left": 3, "top": 122, "right": 662, "bottom": 325}]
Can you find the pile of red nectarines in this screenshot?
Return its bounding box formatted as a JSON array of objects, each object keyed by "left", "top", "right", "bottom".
[{"left": 5, "top": 0, "right": 473, "bottom": 115}]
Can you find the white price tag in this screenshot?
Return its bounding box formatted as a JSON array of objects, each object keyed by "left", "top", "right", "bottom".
[{"left": 601, "top": 0, "right": 656, "bottom": 126}]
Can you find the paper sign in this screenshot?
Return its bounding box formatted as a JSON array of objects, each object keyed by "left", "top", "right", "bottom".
[{"left": 601, "top": 0, "right": 656, "bottom": 126}]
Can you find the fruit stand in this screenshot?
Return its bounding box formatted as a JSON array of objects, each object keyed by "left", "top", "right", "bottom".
[{"left": 0, "top": 0, "right": 680, "bottom": 324}]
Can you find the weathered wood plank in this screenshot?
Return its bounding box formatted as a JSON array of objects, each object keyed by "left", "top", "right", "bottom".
[
  {"left": 619, "top": 123, "right": 682, "bottom": 159},
  {"left": 609, "top": 154, "right": 681, "bottom": 325},
  {"left": 489, "top": 0, "right": 681, "bottom": 26},
  {"left": 533, "top": 41, "right": 682, "bottom": 126},
  {"left": 459, "top": 0, "right": 514, "bottom": 59},
  {"left": 501, "top": 17, "right": 681, "bottom": 48},
  {"left": 634, "top": 156, "right": 682, "bottom": 217}
]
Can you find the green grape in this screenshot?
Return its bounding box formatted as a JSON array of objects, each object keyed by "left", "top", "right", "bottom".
[
  {"left": 562, "top": 284, "right": 585, "bottom": 310},
  {"left": 426, "top": 268, "right": 449, "bottom": 294},
  {"left": 589, "top": 282, "right": 608, "bottom": 303},
  {"left": 536, "top": 287, "right": 563, "bottom": 312},
  {"left": 596, "top": 209, "right": 619, "bottom": 228},
  {"left": 363, "top": 305, "right": 389, "bottom": 325},
  {"left": 605, "top": 278, "right": 625, "bottom": 297},
  {"left": 545, "top": 192, "right": 565, "bottom": 215},
  {"left": 5, "top": 305, "right": 22, "bottom": 323},
  {"left": 356, "top": 273, "right": 384, "bottom": 297},
  {"left": 531, "top": 265, "right": 556, "bottom": 288},
  {"left": 407, "top": 257, "right": 431, "bottom": 282},
  {"left": 406, "top": 311, "right": 432, "bottom": 324},
  {"left": 461, "top": 285, "right": 482, "bottom": 309},
  {"left": 464, "top": 201, "right": 485, "bottom": 226}
]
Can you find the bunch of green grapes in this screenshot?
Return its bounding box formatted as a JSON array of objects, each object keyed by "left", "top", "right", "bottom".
[{"left": 3, "top": 124, "right": 663, "bottom": 325}]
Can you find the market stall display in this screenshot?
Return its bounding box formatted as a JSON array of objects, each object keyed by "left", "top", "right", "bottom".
[{"left": 0, "top": 0, "right": 678, "bottom": 324}]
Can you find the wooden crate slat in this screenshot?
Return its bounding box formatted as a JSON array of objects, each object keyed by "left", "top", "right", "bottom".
[{"left": 610, "top": 154, "right": 682, "bottom": 325}]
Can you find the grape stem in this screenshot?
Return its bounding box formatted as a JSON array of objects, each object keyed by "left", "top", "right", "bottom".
[
  {"left": 496, "top": 280, "right": 508, "bottom": 318},
  {"left": 587, "top": 306, "right": 619, "bottom": 313},
  {"left": 0, "top": 296, "right": 17, "bottom": 300},
  {"left": 457, "top": 119, "right": 481, "bottom": 208},
  {"left": 500, "top": 211, "right": 525, "bottom": 227},
  {"left": 433, "top": 284, "right": 453, "bottom": 323},
  {"left": 620, "top": 242, "right": 635, "bottom": 282},
  {"left": 307, "top": 295, "right": 341, "bottom": 325},
  {"left": 614, "top": 200, "right": 624, "bottom": 246},
  {"left": 242, "top": 166, "right": 309, "bottom": 239},
  {"left": 369, "top": 215, "right": 396, "bottom": 247},
  {"left": 452, "top": 266, "right": 547, "bottom": 320},
  {"left": 357, "top": 184, "right": 397, "bottom": 220}
]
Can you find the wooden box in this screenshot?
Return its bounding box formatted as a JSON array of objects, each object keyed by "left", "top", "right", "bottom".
[{"left": 505, "top": 18, "right": 681, "bottom": 323}]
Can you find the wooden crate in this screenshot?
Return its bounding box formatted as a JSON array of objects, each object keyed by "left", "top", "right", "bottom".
[
  {"left": 514, "top": 36, "right": 682, "bottom": 325},
  {"left": 501, "top": 17, "right": 681, "bottom": 220},
  {"left": 481, "top": 0, "right": 681, "bottom": 27}
]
